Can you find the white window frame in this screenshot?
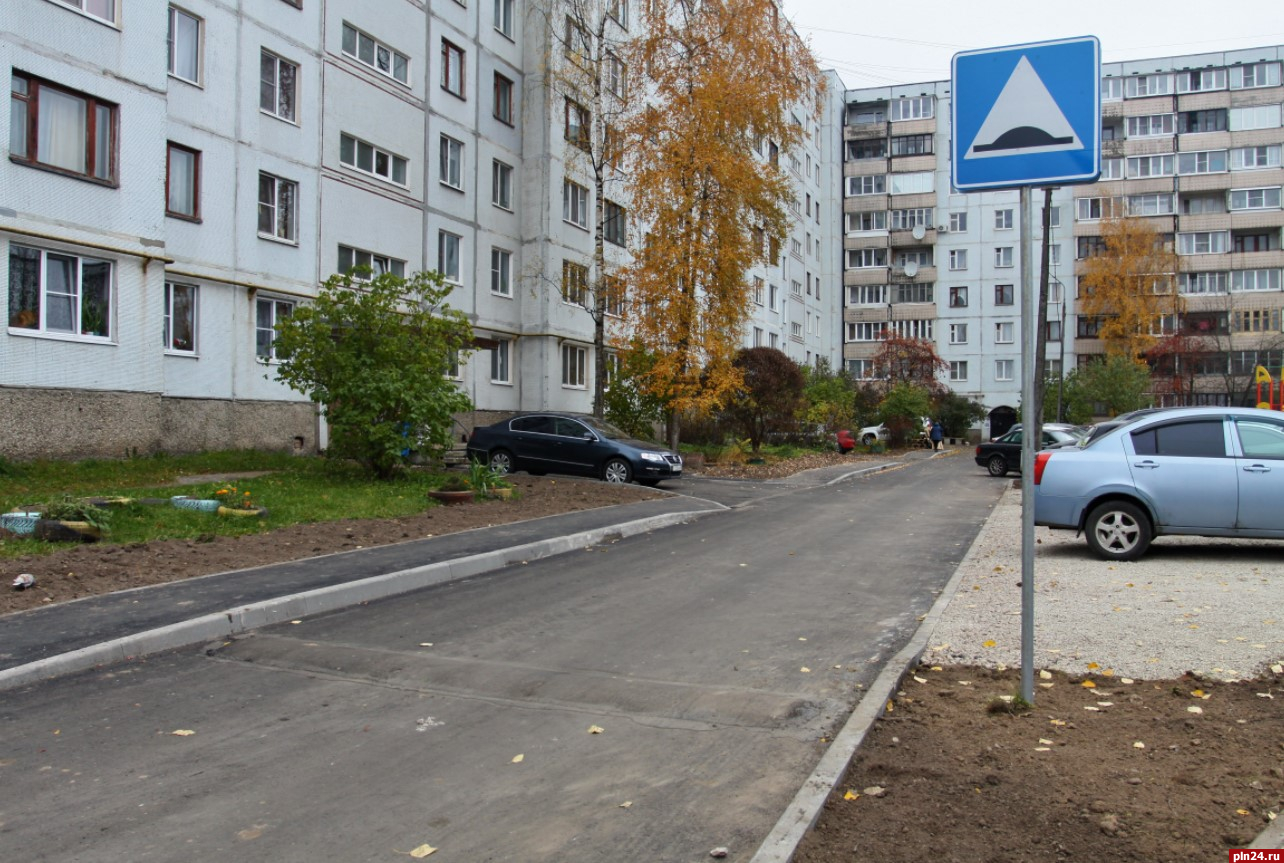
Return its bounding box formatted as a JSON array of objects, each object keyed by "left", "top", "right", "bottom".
[
  {"left": 995, "top": 359, "right": 1015, "bottom": 382},
  {"left": 441, "top": 39, "right": 465, "bottom": 98},
  {"left": 1178, "top": 231, "right": 1230, "bottom": 255},
  {"left": 890, "top": 96, "right": 933, "bottom": 121},
  {"left": 1176, "top": 68, "right": 1226, "bottom": 93},
  {"left": 255, "top": 296, "right": 294, "bottom": 361},
  {"left": 341, "top": 133, "right": 408, "bottom": 186},
  {"left": 163, "top": 281, "right": 197, "bottom": 354},
  {"left": 168, "top": 6, "right": 202, "bottom": 85},
  {"left": 563, "top": 179, "right": 588, "bottom": 228},
  {"left": 1231, "top": 146, "right": 1282, "bottom": 171},
  {"left": 994, "top": 246, "right": 1013, "bottom": 268},
  {"left": 341, "top": 23, "right": 410, "bottom": 85},
  {"left": 846, "top": 249, "right": 887, "bottom": 269},
  {"left": 492, "top": 159, "right": 513, "bottom": 209},
  {"left": 995, "top": 209, "right": 1013, "bottom": 230},
  {"left": 339, "top": 245, "right": 405, "bottom": 280},
  {"left": 949, "top": 361, "right": 967, "bottom": 382},
  {"left": 846, "top": 211, "right": 887, "bottom": 232},
  {"left": 1128, "top": 193, "right": 1175, "bottom": 216},
  {"left": 995, "top": 321, "right": 1014, "bottom": 344},
  {"left": 259, "top": 49, "right": 297, "bottom": 123},
  {"left": 1126, "top": 114, "right": 1174, "bottom": 138},
  {"left": 846, "top": 175, "right": 886, "bottom": 196},
  {"left": 1230, "top": 105, "right": 1282, "bottom": 132},
  {"left": 1180, "top": 271, "right": 1228, "bottom": 295},
  {"left": 438, "top": 231, "right": 462, "bottom": 283},
  {"left": 1100, "top": 157, "right": 1123, "bottom": 180},
  {"left": 1230, "top": 62, "right": 1281, "bottom": 90},
  {"left": 439, "top": 135, "right": 463, "bottom": 190},
  {"left": 1127, "top": 153, "right": 1174, "bottom": 178},
  {"left": 56, "top": 0, "right": 115, "bottom": 24},
  {"left": 493, "top": 0, "right": 515, "bottom": 39},
  {"left": 949, "top": 211, "right": 968, "bottom": 233},
  {"left": 1126, "top": 73, "right": 1172, "bottom": 97},
  {"left": 948, "top": 249, "right": 967, "bottom": 271},
  {"left": 949, "top": 323, "right": 967, "bottom": 345},
  {"left": 490, "top": 247, "right": 512, "bottom": 296},
  {"left": 7, "top": 244, "right": 113, "bottom": 340},
  {"left": 889, "top": 171, "right": 933, "bottom": 195},
  {"left": 257, "top": 172, "right": 297, "bottom": 243},
  {"left": 491, "top": 338, "right": 511, "bottom": 384},
  {"left": 1101, "top": 77, "right": 1123, "bottom": 101},
  {"left": 1231, "top": 269, "right": 1282, "bottom": 293},
  {"left": 1177, "top": 150, "right": 1228, "bottom": 175},
  {"left": 561, "top": 344, "right": 587, "bottom": 388},
  {"left": 1229, "top": 187, "right": 1282, "bottom": 211}
]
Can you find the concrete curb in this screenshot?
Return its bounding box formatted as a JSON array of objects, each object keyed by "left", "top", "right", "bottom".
[
  {"left": 0, "top": 508, "right": 720, "bottom": 692},
  {"left": 747, "top": 475, "right": 1003, "bottom": 863}
]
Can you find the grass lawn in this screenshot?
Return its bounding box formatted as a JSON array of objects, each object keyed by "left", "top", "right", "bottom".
[{"left": 0, "top": 451, "right": 452, "bottom": 560}]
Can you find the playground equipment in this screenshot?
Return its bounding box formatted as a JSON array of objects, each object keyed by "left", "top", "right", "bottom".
[{"left": 1255, "top": 365, "right": 1282, "bottom": 410}]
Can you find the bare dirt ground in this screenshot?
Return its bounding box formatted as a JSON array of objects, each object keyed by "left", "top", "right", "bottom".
[{"left": 4, "top": 450, "right": 1281, "bottom": 859}]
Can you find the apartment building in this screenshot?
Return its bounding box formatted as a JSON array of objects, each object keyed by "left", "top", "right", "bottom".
[
  {"left": 2, "top": 0, "right": 836, "bottom": 460},
  {"left": 841, "top": 45, "right": 1284, "bottom": 432}
]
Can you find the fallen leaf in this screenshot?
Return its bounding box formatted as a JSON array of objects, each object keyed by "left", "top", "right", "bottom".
[
  {"left": 619, "top": 801, "right": 632, "bottom": 809},
  {"left": 1121, "top": 678, "right": 1135, "bottom": 685},
  {"left": 419, "top": 643, "right": 434, "bottom": 647},
  {"left": 1133, "top": 741, "right": 1145, "bottom": 749},
  {"left": 511, "top": 754, "right": 524, "bottom": 763},
  {"left": 886, "top": 700, "right": 894, "bottom": 712},
  {"left": 588, "top": 725, "right": 604, "bottom": 734},
  {"left": 862, "top": 785, "right": 886, "bottom": 797},
  {"left": 1049, "top": 719, "right": 1067, "bottom": 726},
  {"left": 1081, "top": 680, "right": 1097, "bottom": 689},
  {"left": 171, "top": 729, "right": 196, "bottom": 736},
  {"left": 1188, "top": 706, "right": 1203, "bottom": 714},
  {"left": 1191, "top": 689, "right": 1205, "bottom": 698},
  {"left": 843, "top": 790, "right": 859, "bottom": 801},
  {"left": 913, "top": 676, "right": 927, "bottom": 684},
  {"left": 1034, "top": 747, "right": 1051, "bottom": 752},
  {"left": 1087, "top": 662, "right": 1099, "bottom": 670},
  {"left": 290, "top": 620, "right": 302, "bottom": 625},
  {"left": 982, "top": 640, "right": 996, "bottom": 648},
  {"left": 409, "top": 845, "right": 437, "bottom": 858},
  {"left": 1097, "top": 701, "right": 1114, "bottom": 707},
  {"left": 800, "top": 667, "right": 811, "bottom": 673},
  {"left": 1083, "top": 706, "right": 1100, "bottom": 712},
  {"left": 1101, "top": 669, "right": 1115, "bottom": 677},
  {"left": 1237, "top": 809, "right": 1252, "bottom": 816},
  {"left": 1039, "top": 670, "right": 1053, "bottom": 680},
  {"left": 1039, "top": 738, "right": 1054, "bottom": 745}
]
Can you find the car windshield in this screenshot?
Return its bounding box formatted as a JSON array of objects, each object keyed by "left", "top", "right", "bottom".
[{"left": 581, "top": 417, "right": 661, "bottom": 447}]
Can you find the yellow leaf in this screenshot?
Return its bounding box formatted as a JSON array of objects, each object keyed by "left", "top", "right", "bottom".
[
  {"left": 1101, "top": 669, "right": 1114, "bottom": 677},
  {"left": 982, "top": 640, "right": 996, "bottom": 648},
  {"left": 1133, "top": 741, "right": 1145, "bottom": 749},
  {"left": 1050, "top": 719, "right": 1067, "bottom": 726},
  {"left": 886, "top": 700, "right": 894, "bottom": 713},
  {"left": 1081, "top": 680, "right": 1096, "bottom": 688},
  {"left": 588, "top": 725, "right": 604, "bottom": 734},
  {"left": 409, "top": 845, "right": 437, "bottom": 858},
  {"left": 1039, "top": 738, "right": 1054, "bottom": 745},
  {"left": 1187, "top": 706, "right": 1203, "bottom": 714},
  {"left": 171, "top": 729, "right": 196, "bottom": 736},
  {"left": 1039, "top": 670, "right": 1053, "bottom": 680},
  {"left": 1086, "top": 662, "right": 1099, "bottom": 670},
  {"left": 843, "top": 790, "right": 859, "bottom": 801},
  {"left": 511, "top": 754, "right": 524, "bottom": 763},
  {"left": 1191, "top": 689, "right": 1205, "bottom": 698},
  {"left": 619, "top": 801, "right": 632, "bottom": 809},
  {"left": 1237, "top": 809, "right": 1251, "bottom": 816},
  {"left": 1034, "top": 747, "right": 1051, "bottom": 752},
  {"left": 800, "top": 667, "right": 811, "bottom": 673},
  {"left": 913, "top": 676, "right": 927, "bottom": 684}
]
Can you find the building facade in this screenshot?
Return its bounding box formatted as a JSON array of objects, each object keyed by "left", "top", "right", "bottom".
[
  {"left": 841, "top": 46, "right": 1284, "bottom": 434},
  {"left": 2, "top": 0, "right": 838, "bottom": 460}
]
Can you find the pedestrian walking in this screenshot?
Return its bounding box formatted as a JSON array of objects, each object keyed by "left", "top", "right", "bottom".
[{"left": 930, "top": 419, "right": 944, "bottom": 451}]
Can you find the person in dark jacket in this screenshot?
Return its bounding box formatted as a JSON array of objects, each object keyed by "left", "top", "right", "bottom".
[{"left": 930, "top": 419, "right": 944, "bottom": 451}]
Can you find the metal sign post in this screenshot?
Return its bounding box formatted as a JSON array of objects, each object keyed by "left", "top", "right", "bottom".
[{"left": 952, "top": 36, "right": 1101, "bottom": 704}]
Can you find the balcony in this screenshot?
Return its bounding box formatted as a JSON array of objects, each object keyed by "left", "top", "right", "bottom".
[
  {"left": 889, "top": 227, "right": 936, "bottom": 247},
  {"left": 844, "top": 121, "right": 887, "bottom": 140}
]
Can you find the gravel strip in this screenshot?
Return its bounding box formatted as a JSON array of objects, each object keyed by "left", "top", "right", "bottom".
[{"left": 928, "top": 485, "right": 1284, "bottom": 681}]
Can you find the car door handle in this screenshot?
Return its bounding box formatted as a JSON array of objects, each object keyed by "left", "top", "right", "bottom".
[
  {"left": 1132, "top": 460, "right": 1160, "bottom": 469},
  {"left": 1242, "top": 463, "right": 1272, "bottom": 473}
]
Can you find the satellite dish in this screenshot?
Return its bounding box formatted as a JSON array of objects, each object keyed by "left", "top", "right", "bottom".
[
  {"left": 912, "top": 224, "right": 926, "bottom": 240},
  {"left": 903, "top": 261, "right": 919, "bottom": 278}
]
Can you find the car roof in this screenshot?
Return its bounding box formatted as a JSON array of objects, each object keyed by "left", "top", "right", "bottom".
[{"left": 1085, "top": 406, "right": 1284, "bottom": 441}]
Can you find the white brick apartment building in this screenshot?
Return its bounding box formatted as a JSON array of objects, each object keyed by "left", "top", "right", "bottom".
[{"left": 1, "top": 0, "right": 841, "bottom": 460}]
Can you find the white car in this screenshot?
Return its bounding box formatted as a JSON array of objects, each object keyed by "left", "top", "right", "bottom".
[{"left": 858, "top": 417, "right": 932, "bottom": 446}]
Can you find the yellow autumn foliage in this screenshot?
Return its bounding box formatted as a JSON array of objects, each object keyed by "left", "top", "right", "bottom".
[{"left": 1078, "top": 215, "right": 1183, "bottom": 359}]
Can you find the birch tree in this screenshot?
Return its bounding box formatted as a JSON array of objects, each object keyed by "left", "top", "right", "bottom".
[
  {"left": 1077, "top": 215, "right": 1182, "bottom": 359},
  {"left": 619, "top": 0, "right": 822, "bottom": 447}
]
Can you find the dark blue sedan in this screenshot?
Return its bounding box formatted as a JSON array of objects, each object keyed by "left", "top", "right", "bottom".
[{"left": 466, "top": 413, "right": 683, "bottom": 486}]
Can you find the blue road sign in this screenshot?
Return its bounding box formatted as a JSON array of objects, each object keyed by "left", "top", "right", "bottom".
[{"left": 951, "top": 36, "right": 1101, "bottom": 191}]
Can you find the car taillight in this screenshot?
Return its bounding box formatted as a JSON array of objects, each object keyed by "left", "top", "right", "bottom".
[{"left": 1033, "top": 451, "right": 1052, "bottom": 485}]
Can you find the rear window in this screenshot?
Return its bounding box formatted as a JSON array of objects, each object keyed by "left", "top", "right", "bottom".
[
  {"left": 511, "top": 416, "right": 554, "bottom": 434},
  {"left": 1130, "top": 420, "right": 1225, "bottom": 457}
]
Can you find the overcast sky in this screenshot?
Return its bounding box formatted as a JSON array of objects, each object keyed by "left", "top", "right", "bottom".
[{"left": 783, "top": 0, "right": 1284, "bottom": 90}]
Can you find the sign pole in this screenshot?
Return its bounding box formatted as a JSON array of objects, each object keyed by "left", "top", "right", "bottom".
[{"left": 1019, "top": 185, "right": 1036, "bottom": 705}]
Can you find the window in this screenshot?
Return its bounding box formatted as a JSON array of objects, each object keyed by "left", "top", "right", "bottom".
[
  {"left": 888, "top": 319, "right": 933, "bottom": 340},
  {"left": 604, "top": 200, "right": 627, "bottom": 246},
  {"left": 606, "top": 53, "right": 627, "bottom": 99},
  {"left": 949, "top": 361, "right": 967, "bottom": 382},
  {"left": 56, "top": 0, "right": 114, "bottom": 22},
  {"left": 949, "top": 212, "right": 968, "bottom": 233},
  {"left": 257, "top": 172, "right": 297, "bottom": 242},
  {"left": 341, "top": 23, "right": 410, "bottom": 85},
  {"left": 845, "top": 358, "right": 874, "bottom": 378},
  {"left": 1180, "top": 271, "right": 1228, "bottom": 295},
  {"left": 9, "top": 73, "right": 116, "bottom": 182},
  {"left": 1076, "top": 197, "right": 1123, "bottom": 221},
  {"left": 846, "top": 211, "right": 887, "bottom": 232},
  {"left": 1177, "top": 150, "right": 1227, "bottom": 175},
  {"left": 752, "top": 326, "right": 763, "bottom": 347},
  {"left": 439, "top": 135, "right": 463, "bottom": 189},
  {"left": 1126, "top": 114, "right": 1173, "bottom": 137},
  {"left": 1229, "top": 188, "right": 1281, "bottom": 211},
  {"left": 994, "top": 247, "right": 1013, "bottom": 268},
  {"left": 493, "top": 0, "right": 515, "bottom": 38},
  {"left": 438, "top": 231, "right": 462, "bottom": 282},
  {"left": 255, "top": 297, "right": 293, "bottom": 360},
  {"left": 791, "top": 279, "right": 802, "bottom": 296},
  {"left": 949, "top": 323, "right": 967, "bottom": 344},
  {"left": 1231, "top": 62, "right": 1281, "bottom": 90},
  {"left": 341, "top": 133, "right": 408, "bottom": 185},
  {"left": 1234, "top": 232, "right": 1275, "bottom": 253},
  {"left": 769, "top": 284, "right": 778, "bottom": 309},
  {"left": 168, "top": 7, "right": 201, "bottom": 84},
  {"left": 995, "top": 284, "right": 1014, "bottom": 306},
  {"left": 847, "top": 284, "right": 887, "bottom": 305},
  {"left": 607, "top": 0, "right": 629, "bottom": 27},
  {"left": 1101, "top": 77, "right": 1123, "bottom": 101},
  {"left": 163, "top": 281, "right": 197, "bottom": 353},
  {"left": 895, "top": 283, "right": 932, "bottom": 304},
  {"left": 494, "top": 73, "right": 514, "bottom": 124},
  {"left": 890, "top": 134, "right": 932, "bottom": 156},
  {"left": 1046, "top": 320, "right": 1062, "bottom": 341},
  {"left": 1128, "top": 193, "right": 1175, "bottom": 216},
  {"left": 949, "top": 286, "right": 968, "bottom": 307},
  {"left": 563, "top": 180, "right": 588, "bottom": 228},
  {"left": 751, "top": 276, "right": 765, "bottom": 306},
  {"left": 995, "top": 321, "right": 1014, "bottom": 344},
  {"left": 565, "top": 17, "right": 592, "bottom": 64},
  {"left": 890, "top": 96, "right": 933, "bottom": 121},
  {"left": 491, "top": 248, "right": 512, "bottom": 296},
  {"left": 895, "top": 249, "right": 931, "bottom": 268},
  {"left": 339, "top": 245, "right": 405, "bottom": 279},
  {"left": 1177, "top": 109, "right": 1227, "bottom": 134},
  {"left": 1182, "top": 193, "right": 1225, "bottom": 215},
  {"left": 790, "top": 321, "right": 803, "bottom": 340},
  {"left": 846, "top": 249, "right": 887, "bottom": 269},
  {"left": 1178, "top": 231, "right": 1229, "bottom": 255},
  {"left": 1230, "top": 105, "right": 1281, "bottom": 131},
  {"left": 995, "top": 359, "right": 1015, "bottom": 381},
  {"left": 565, "top": 99, "right": 590, "bottom": 150},
  {"left": 889, "top": 172, "right": 933, "bottom": 195},
  {"left": 259, "top": 50, "right": 297, "bottom": 122},
  {"left": 1100, "top": 157, "right": 1123, "bottom": 180},
  {"left": 492, "top": 160, "right": 513, "bottom": 209},
  {"left": 1131, "top": 420, "right": 1226, "bottom": 458},
  {"left": 846, "top": 139, "right": 886, "bottom": 160},
  {"left": 846, "top": 322, "right": 884, "bottom": 342},
  {"left": 995, "top": 209, "right": 1013, "bottom": 229},
  {"left": 890, "top": 208, "right": 933, "bottom": 229},
  {"left": 562, "top": 344, "right": 586, "bottom": 388},
  {"left": 1232, "top": 270, "right": 1281, "bottom": 292},
  {"left": 1234, "top": 308, "right": 1281, "bottom": 333},
  {"left": 846, "top": 175, "right": 885, "bottom": 196},
  {"left": 1126, "top": 73, "right": 1172, "bottom": 97},
  {"left": 1232, "top": 146, "right": 1282, "bottom": 171},
  {"left": 562, "top": 260, "right": 587, "bottom": 304},
  {"left": 604, "top": 275, "right": 625, "bottom": 316},
  {"left": 1177, "top": 69, "right": 1226, "bottom": 92},
  {"left": 441, "top": 40, "right": 465, "bottom": 97},
  {"left": 8, "top": 244, "right": 111, "bottom": 338},
  {"left": 166, "top": 142, "right": 200, "bottom": 220},
  {"left": 1127, "top": 154, "right": 1174, "bottom": 178},
  {"left": 491, "top": 339, "right": 511, "bottom": 384}
]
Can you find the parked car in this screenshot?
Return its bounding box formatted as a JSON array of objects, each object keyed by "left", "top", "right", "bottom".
[
  {"left": 836, "top": 429, "right": 857, "bottom": 453},
  {"left": 466, "top": 413, "right": 683, "bottom": 486},
  {"left": 974, "top": 424, "right": 1085, "bottom": 477},
  {"left": 856, "top": 417, "right": 931, "bottom": 446},
  {"left": 1080, "top": 407, "right": 1169, "bottom": 445},
  {"left": 1034, "top": 406, "right": 1284, "bottom": 560}
]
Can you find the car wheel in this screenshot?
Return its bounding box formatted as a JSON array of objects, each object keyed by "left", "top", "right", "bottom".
[
  {"left": 1085, "top": 500, "right": 1152, "bottom": 561},
  {"left": 986, "top": 454, "right": 1008, "bottom": 477},
  {"left": 488, "top": 449, "right": 514, "bottom": 475},
  {"left": 861, "top": 433, "right": 876, "bottom": 446},
  {"left": 603, "top": 458, "right": 632, "bottom": 484}
]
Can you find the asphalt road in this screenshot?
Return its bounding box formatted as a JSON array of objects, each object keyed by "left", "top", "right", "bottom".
[{"left": 0, "top": 454, "right": 1003, "bottom": 863}]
